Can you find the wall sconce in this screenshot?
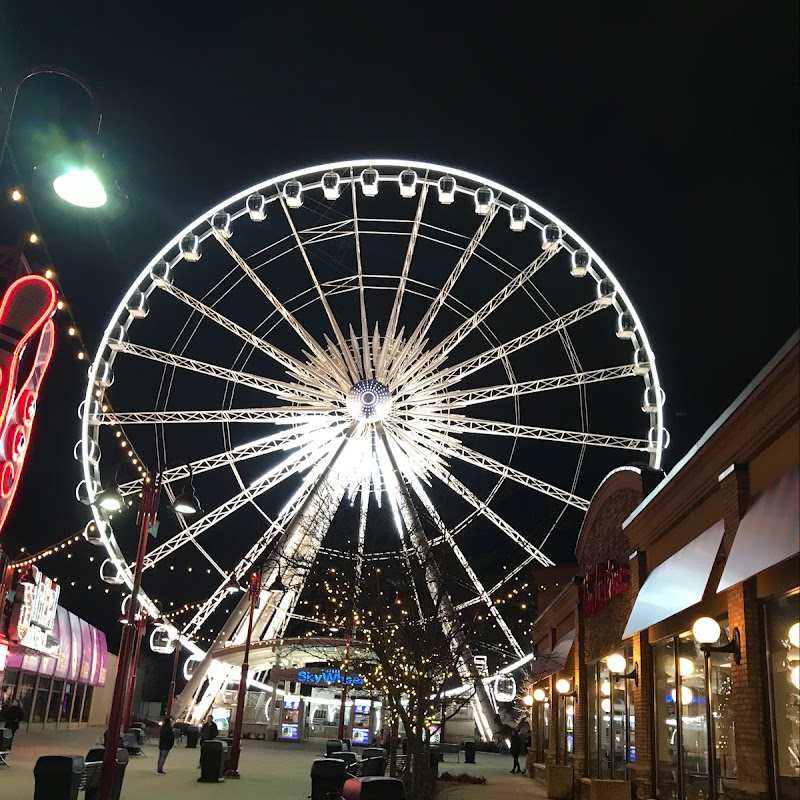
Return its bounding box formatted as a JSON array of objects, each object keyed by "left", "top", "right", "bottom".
[
  {"left": 523, "top": 694, "right": 534, "bottom": 708},
  {"left": 692, "top": 616, "right": 741, "bottom": 665},
  {"left": 532, "top": 688, "right": 547, "bottom": 702},
  {"left": 607, "top": 652, "right": 639, "bottom": 687},
  {"left": 555, "top": 678, "right": 577, "bottom": 699}
]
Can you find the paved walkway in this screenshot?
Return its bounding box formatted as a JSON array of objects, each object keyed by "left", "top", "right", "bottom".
[{"left": 0, "top": 727, "right": 548, "bottom": 799}]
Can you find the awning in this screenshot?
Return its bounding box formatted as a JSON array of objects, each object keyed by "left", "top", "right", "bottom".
[
  {"left": 717, "top": 464, "right": 799, "bottom": 592},
  {"left": 529, "top": 629, "right": 575, "bottom": 683},
  {"left": 622, "top": 520, "right": 724, "bottom": 638}
]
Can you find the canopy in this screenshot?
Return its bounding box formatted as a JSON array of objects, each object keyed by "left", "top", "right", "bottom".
[
  {"left": 623, "top": 520, "right": 724, "bottom": 639},
  {"left": 529, "top": 629, "right": 575, "bottom": 684},
  {"left": 717, "top": 465, "right": 799, "bottom": 592}
]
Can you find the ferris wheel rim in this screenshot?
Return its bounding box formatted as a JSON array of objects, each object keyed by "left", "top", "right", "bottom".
[{"left": 79, "top": 157, "right": 666, "bottom": 667}]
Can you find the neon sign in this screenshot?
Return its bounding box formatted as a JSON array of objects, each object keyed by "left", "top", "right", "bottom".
[
  {"left": 295, "top": 668, "right": 364, "bottom": 686},
  {"left": 9, "top": 564, "right": 60, "bottom": 654},
  {"left": 583, "top": 560, "right": 629, "bottom": 617},
  {"left": 0, "top": 275, "right": 58, "bottom": 537}
]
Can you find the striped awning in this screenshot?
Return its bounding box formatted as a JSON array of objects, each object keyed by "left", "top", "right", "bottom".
[{"left": 717, "top": 465, "right": 799, "bottom": 592}]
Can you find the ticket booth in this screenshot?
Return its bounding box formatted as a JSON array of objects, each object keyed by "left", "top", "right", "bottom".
[
  {"left": 278, "top": 695, "right": 306, "bottom": 741},
  {"left": 348, "top": 700, "right": 374, "bottom": 745}
]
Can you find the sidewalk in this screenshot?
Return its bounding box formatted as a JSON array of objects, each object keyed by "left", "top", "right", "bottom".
[{"left": 0, "top": 727, "right": 548, "bottom": 799}]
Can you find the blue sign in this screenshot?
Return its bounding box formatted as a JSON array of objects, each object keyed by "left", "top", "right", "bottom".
[{"left": 296, "top": 669, "right": 364, "bottom": 686}]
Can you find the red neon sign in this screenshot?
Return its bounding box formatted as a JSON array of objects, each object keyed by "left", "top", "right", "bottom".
[
  {"left": 582, "top": 560, "right": 630, "bottom": 617},
  {"left": 0, "top": 275, "right": 58, "bottom": 537}
]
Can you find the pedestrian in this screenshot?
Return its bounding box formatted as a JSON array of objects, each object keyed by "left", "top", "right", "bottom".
[
  {"left": 198, "top": 715, "right": 219, "bottom": 766},
  {"left": 3, "top": 700, "right": 24, "bottom": 750},
  {"left": 509, "top": 729, "right": 522, "bottom": 774},
  {"left": 157, "top": 717, "right": 175, "bottom": 774}
]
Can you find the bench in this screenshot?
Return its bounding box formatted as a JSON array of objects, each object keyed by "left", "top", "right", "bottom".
[
  {"left": 78, "top": 761, "right": 103, "bottom": 792},
  {"left": 433, "top": 743, "right": 461, "bottom": 762}
]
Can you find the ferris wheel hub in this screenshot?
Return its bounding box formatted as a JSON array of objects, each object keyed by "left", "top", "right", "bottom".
[{"left": 346, "top": 379, "right": 392, "bottom": 422}]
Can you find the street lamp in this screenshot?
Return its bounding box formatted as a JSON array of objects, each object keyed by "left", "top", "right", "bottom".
[
  {"left": 169, "top": 465, "right": 202, "bottom": 516},
  {"left": 226, "top": 569, "right": 262, "bottom": 779},
  {"left": 0, "top": 66, "right": 111, "bottom": 206},
  {"left": 97, "top": 471, "right": 200, "bottom": 800}
]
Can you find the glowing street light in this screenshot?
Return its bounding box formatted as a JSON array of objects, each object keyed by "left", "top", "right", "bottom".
[{"left": 53, "top": 168, "right": 107, "bottom": 208}]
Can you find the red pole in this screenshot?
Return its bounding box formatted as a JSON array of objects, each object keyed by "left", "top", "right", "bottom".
[
  {"left": 225, "top": 572, "right": 258, "bottom": 778},
  {"left": 122, "top": 615, "right": 146, "bottom": 731},
  {"left": 165, "top": 638, "right": 181, "bottom": 720},
  {"left": 98, "top": 478, "right": 160, "bottom": 800}
]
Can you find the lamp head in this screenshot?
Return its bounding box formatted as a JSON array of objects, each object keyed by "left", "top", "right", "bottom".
[
  {"left": 95, "top": 481, "right": 123, "bottom": 513},
  {"left": 692, "top": 616, "right": 721, "bottom": 645},
  {"left": 532, "top": 688, "right": 547, "bottom": 702},
  {"left": 170, "top": 484, "right": 202, "bottom": 515},
  {"left": 555, "top": 678, "right": 572, "bottom": 695},
  {"left": 53, "top": 167, "right": 107, "bottom": 207},
  {"left": 523, "top": 694, "right": 534, "bottom": 707},
  {"left": 606, "top": 653, "right": 627, "bottom": 674}
]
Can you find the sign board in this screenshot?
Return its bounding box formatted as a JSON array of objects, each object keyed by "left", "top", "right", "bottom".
[
  {"left": 9, "top": 565, "right": 60, "bottom": 654},
  {"left": 582, "top": 560, "right": 629, "bottom": 617},
  {"left": 293, "top": 668, "right": 364, "bottom": 687}
]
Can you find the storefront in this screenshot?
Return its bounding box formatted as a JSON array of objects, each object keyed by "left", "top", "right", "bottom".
[
  {"left": 526, "top": 332, "right": 799, "bottom": 800},
  {"left": 0, "top": 566, "right": 115, "bottom": 731}
]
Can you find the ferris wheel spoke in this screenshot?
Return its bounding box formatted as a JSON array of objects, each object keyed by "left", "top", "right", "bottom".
[
  {"left": 390, "top": 442, "right": 524, "bottom": 656},
  {"left": 279, "top": 196, "right": 360, "bottom": 383},
  {"left": 212, "top": 232, "right": 338, "bottom": 377},
  {"left": 160, "top": 283, "right": 315, "bottom": 384},
  {"left": 402, "top": 299, "right": 604, "bottom": 399},
  {"left": 109, "top": 339, "right": 337, "bottom": 405},
  {"left": 377, "top": 180, "right": 429, "bottom": 382},
  {"left": 88, "top": 407, "right": 345, "bottom": 426},
  {"left": 143, "top": 435, "right": 337, "bottom": 570},
  {"left": 350, "top": 171, "right": 370, "bottom": 379},
  {"left": 429, "top": 465, "right": 554, "bottom": 565},
  {"left": 450, "top": 440, "right": 589, "bottom": 510},
  {"left": 389, "top": 206, "right": 499, "bottom": 383},
  {"left": 444, "top": 416, "right": 650, "bottom": 452},
  {"left": 420, "top": 363, "right": 640, "bottom": 411},
  {"left": 118, "top": 419, "right": 344, "bottom": 496}
]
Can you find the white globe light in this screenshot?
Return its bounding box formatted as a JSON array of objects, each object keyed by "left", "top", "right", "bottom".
[
  {"left": 791, "top": 665, "right": 799, "bottom": 689},
  {"left": 601, "top": 698, "right": 611, "bottom": 713},
  {"left": 555, "top": 678, "right": 571, "bottom": 695},
  {"left": 692, "top": 616, "right": 721, "bottom": 644},
  {"left": 53, "top": 168, "right": 107, "bottom": 208},
  {"left": 606, "top": 653, "right": 627, "bottom": 674},
  {"left": 600, "top": 680, "right": 611, "bottom": 697},
  {"left": 532, "top": 688, "right": 546, "bottom": 702},
  {"left": 523, "top": 694, "right": 534, "bottom": 707},
  {"left": 788, "top": 622, "right": 799, "bottom": 648},
  {"left": 678, "top": 657, "right": 694, "bottom": 677}
]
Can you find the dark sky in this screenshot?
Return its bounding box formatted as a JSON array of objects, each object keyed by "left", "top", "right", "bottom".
[{"left": 0, "top": 3, "right": 797, "bottom": 651}]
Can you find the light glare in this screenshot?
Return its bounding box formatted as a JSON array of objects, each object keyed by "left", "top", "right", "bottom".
[{"left": 53, "top": 168, "right": 108, "bottom": 208}]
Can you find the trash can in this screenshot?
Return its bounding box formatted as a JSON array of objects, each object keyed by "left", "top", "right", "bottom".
[
  {"left": 198, "top": 739, "right": 228, "bottom": 782},
  {"left": 33, "top": 755, "right": 84, "bottom": 800},
  {"left": 464, "top": 740, "right": 476, "bottom": 764},
  {"left": 428, "top": 750, "right": 439, "bottom": 773},
  {"left": 84, "top": 748, "right": 129, "bottom": 800},
  {"left": 185, "top": 726, "right": 200, "bottom": 748}
]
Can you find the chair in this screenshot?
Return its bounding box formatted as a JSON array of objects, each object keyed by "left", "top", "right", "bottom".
[
  {"left": 360, "top": 756, "right": 385, "bottom": 776},
  {"left": 122, "top": 732, "right": 144, "bottom": 757},
  {"left": 325, "top": 738, "right": 343, "bottom": 757},
  {"left": 310, "top": 757, "right": 346, "bottom": 800}
]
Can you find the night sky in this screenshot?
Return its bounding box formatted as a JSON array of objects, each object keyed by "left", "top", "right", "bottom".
[{"left": 0, "top": 4, "right": 797, "bottom": 661}]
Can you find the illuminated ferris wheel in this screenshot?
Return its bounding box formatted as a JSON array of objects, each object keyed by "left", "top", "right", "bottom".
[{"left": 78, "top": 160, "right": 666, "bottom": 724}]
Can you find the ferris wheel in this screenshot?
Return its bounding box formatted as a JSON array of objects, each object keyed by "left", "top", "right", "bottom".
[{"left": 78, "top": 159, "right": 666, "bottom": 725}]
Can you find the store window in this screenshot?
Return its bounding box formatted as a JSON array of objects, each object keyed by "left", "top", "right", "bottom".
[
  {"left": 81, "top": 687, "right": 93, "bottom": 723},
  {"left": 653, "top": 620, "right": 734, "bottom": 799},
  {"left": 17, "top": 673, "right": 35, "bottom": 724},
  {"left": 62, "top": 682, "right": 74, "bottom": 723},
  {"left": 765, "top": 591, "right": 800, "bottom": 800},
  {"left": 1, "top": 668, "right": 20, "bottom": 704},
  {"left": 48, "top": 680, "right": 64, "bottom": 723},
  {"left": 588, "top": 652, "right": 631, "bottom": 779},
  {"left": 71, "top": 684, "right": 85, "bottom": 722},
  {"left": 32, "top": 677, "right": 51, "bottom": 724}
]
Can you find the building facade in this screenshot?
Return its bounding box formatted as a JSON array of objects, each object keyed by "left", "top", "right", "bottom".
[{"left": 526, "top": 333, "right": 799, "bottom": 800}]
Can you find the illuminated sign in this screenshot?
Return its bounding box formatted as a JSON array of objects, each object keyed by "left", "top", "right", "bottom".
[
  {"left": 582, "top": 560, "right": 629, "bottom": 617},
  {"left": 296, "top": 668, "right": 364, "bottom": 686},
  {"left": 9, "top": 565, "right": 60, "bottom": 654}
]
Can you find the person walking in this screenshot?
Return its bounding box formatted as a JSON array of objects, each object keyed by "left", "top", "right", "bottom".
[
  {"left": 157, "top": 717, "right": 175, "bottom": 774},
  {"left": 509, "top": 729, "right": 522, "bottom": 774},
  {"left": 3, "top": 700, "right": 24, "bottom": 750},
  {"left": 198, "top": 715, "right": 218, "bottom": 767}
]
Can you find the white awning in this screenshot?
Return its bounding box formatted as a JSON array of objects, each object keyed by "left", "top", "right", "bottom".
[
  {"left": 622, "top": 520, "right": 724, "bottom": 639},
  {"left": 529, "top": 629, "right": 575, "bottom": 683},
  {"left": 717, "top": 465, "right": 799, "bottom": 592}
]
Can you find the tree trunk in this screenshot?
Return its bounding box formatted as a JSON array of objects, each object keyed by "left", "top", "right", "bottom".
[{"left": 389, "top": 711, "right": 400, "bottom": 778}]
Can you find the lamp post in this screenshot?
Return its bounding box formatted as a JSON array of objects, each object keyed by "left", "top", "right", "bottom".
[
  {"left": 225, "top": 569, "right": 260, "bottom": 779},
  {"left": 0, "top": 66, "right": 109, "bottom": 207},
  {"left": 122, "top": 612, "right": 148, "bottom": 731},
  {"left": 96, "top": 468, "right": 200, "bottom": 800}
]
